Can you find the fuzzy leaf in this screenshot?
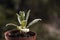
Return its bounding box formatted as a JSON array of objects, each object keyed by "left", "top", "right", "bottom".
[
  {"left": 27, "top": 19, "right": 42, "bottom": 27},
  {"left": 16, "top": 13, "right": 21, "bottom": 24},
  {"left": 19, "top": 11, "right": 25, "bottom": 20},
  {"left": 6, "top": 23, "right": 18, "bottom": 27},
  {"left": 26, "top": 10, "right": 30, "bottom": 22},
  {"left": 21, "top": 20, "right": 27, "bottom": 28}
]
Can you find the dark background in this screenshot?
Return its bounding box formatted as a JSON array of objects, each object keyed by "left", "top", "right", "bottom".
[{"left": 0, "top": 0, "right": 60, "bottom": 40}]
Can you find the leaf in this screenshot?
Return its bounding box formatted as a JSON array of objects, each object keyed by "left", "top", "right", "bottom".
[
  {"left": 16, "top": 13, "right": 21, "bottom": 24},
  {"left": 20, "top": 11, "right": 25, "bottom": 17},
  {"left": 27, "top": 19, "right": 42, "bottom": 27},
  {"left": 26, "top": 10, "right": 30, "bottom": 22},
  {"left": 6, "top": 23, "right": 18, "bottom": 27},
  {"left": 21, "top": 20, "right": 27, "bottom": 28},
  {"left": 19, "top": 11, "right": 25, "bottom": 20}
]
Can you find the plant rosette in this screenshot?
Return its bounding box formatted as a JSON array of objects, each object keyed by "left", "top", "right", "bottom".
[{"left": 4, "top": 10, "right": 42, "bottom": 40}]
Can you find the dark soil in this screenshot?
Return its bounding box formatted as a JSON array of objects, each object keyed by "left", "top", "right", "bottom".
[{"left": 7, "top": 30, "right": 35, "bottom": 37}]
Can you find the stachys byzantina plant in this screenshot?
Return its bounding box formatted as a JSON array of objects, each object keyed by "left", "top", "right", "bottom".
[{"left": 6, "top": 10, "right": 42, "bottom": 32}]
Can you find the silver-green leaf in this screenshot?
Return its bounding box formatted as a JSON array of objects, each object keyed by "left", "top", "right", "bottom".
[
  {"left": 6, "top": 23, "right": 18, "bottom": 27},
  {"left": 27, "top": 19, "right": 42, "bottom": 27},
  {"left": 16, "top": 13, "right": 21, "bottom": 24},
  {"left": 26, "top": 10, "right": 30, "bottom": 22}
]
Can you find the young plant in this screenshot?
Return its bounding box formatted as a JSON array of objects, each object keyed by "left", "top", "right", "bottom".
[{"left": 6, "top": 10, "right": 42, "bottom": 32}]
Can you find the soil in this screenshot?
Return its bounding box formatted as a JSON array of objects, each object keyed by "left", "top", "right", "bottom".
[{"left": 7, "top": 30, "right": 35, "bottom": 37}]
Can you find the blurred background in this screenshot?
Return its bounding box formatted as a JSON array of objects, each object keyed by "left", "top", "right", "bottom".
[{"left": 0, "top": 0, "right": 60, "bottom": 40}]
